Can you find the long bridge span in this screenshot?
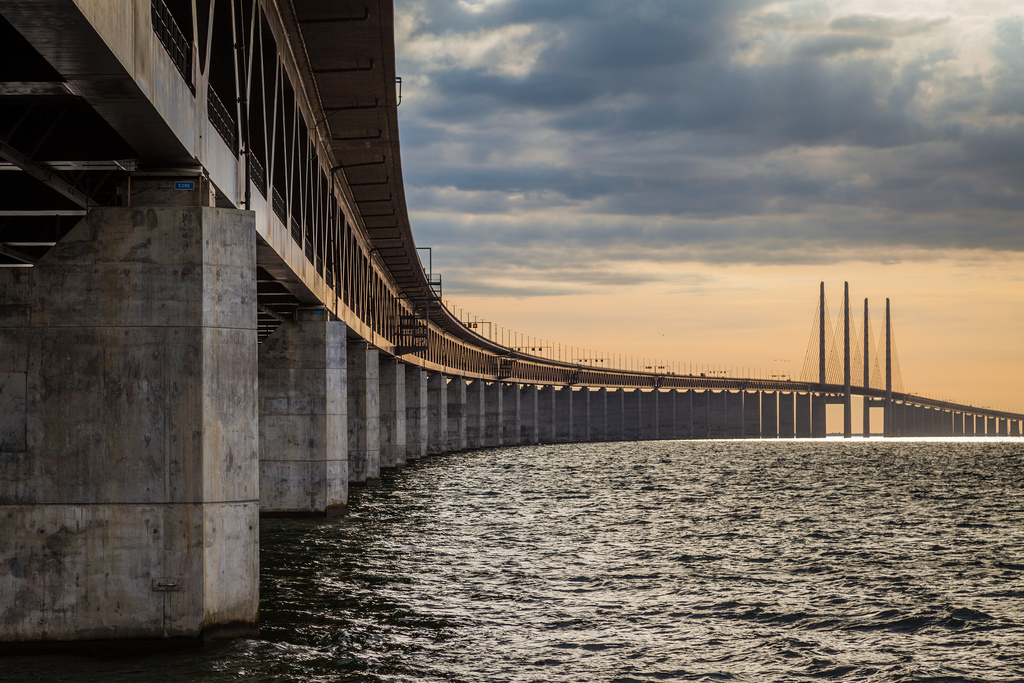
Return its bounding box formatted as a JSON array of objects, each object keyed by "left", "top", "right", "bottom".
[{"left": 1, "top": 0, "right": 1021, "bottom": 651}]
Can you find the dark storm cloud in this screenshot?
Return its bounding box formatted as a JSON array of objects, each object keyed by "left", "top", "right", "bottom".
[{"left": 394, "top": 1, "right": 1024, "bottom": 295}]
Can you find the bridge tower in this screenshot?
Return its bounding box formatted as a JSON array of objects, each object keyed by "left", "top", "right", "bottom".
[
  {"left": 843, "top": 282, "right": 852, "bottom": 438},
  {"left": 863, "top": 298, "right": 870, "bottom": 437},
  {"left": 884, "top": 298, "right": 893, "bottom": 437}
]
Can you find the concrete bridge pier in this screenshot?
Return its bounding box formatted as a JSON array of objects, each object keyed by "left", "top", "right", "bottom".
[
  {"left": 795, "top": 393, "right": 812, "bottom": 437},
  {"left": 520, "top": 385, "right": 539, "bottom": 444},
  {"left": 379, "top": 359, "right": 407, "bottom": 468},
  {"left": 446, "top": 377, "right": 468, "bottom": 451},
  {"left": 258, "top": 311, "right": 347, "bottom": 516},
  {"left": 606, "top": 388, "right": 625, "bottom": 441},
  {"left": 743, "top": 392, "right": 760, "bottom": 438},
  {"left": 675, "top": 390, "right": 693, "bottom": 438},
  {"left": 641, "top": 390, "right": 658, "bottom": 440},
  {"left": 573, "top": 388, "right": 591, "bottom": 442},
  {"left": 0, "top": 204, "right": 259, "bottom": 647},
  {"left": 709, "top": 391, "right": 728, "bottom": 438},
  {"left": 779, "top": 392, "right": 795, "bottom": 438},
  {"left": 624, "top": 390, "right": 643, "bottom": 440},
  {"left": 726, "top": 391, "right": 744, "bottom": 438},
  {"left": 502, "top": 383, "right": 521, "bottom": 445},
  {"left": 427, "top": 373, "right": 449, "bottom": 454},
  {"left": 554, "top": 386, "right": 574, "bottom": 442},
  {"left": 811, "top": 394, "right": 826, "bottom": 438},
  {"left": 537, "top": 385, "right": 556, "bottom": 443},
  {"left": 591, "top": 388, "right": 608, "bottom": 441},
  {"left": 347, "top": 341, "right": 380, "bottom": 483},
  {"left": 761, "top": 392, "right": 778, "bottom": 438},
  {"left": 692, "top": 391, "right": 710, "bottom": 438},
  {"left": 466, "top": 381, "right": 485, "bottom": 449},
  {"left": 483, "top": 382, "right": 503, "bottom": 447},
  {"left": 657, "top": 390, "right": 675, "bottom": 439},
  {"left": 405, "top": 368, "right": 428, "bottom": 461}
]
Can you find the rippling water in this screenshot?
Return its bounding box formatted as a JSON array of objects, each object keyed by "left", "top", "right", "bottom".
[{"left": 3, "top": 439, "right": 1023, "bottom": 682}]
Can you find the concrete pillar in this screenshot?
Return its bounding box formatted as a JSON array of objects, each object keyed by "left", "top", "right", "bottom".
[
  {"left": 795, "top": 393, "right": 812, "bottom": 438},
  {"left": 606, "top": 388, "right": 625, "bottom": 441},
  {"left": 675, "top": 390, "right": 693, "bottom": 438},
  {"left": 572, "top": 388, "right": 591, "bottom": 441},
  {"left": 964, "top": 413, "right": 975, "bottom": 436},
  {"left": 0, "top": 206, "right": 258, "bottom": 646},
  {"left": 520, "top": 385, "right": 539, "bottom": 444},
  {"left": 591, "top": 388, "right": 608, "bottom": 441},
  {"left": 623, "top": 389, "right": 643, "bottom": 441},
  {"left": 953, "top": 411, "right": 963, "bottom": 437},
  {"left": 258, "top": 312, "right": 347, "bottom": 516},
  {"left": 1011, "top": 419, "right": 1021, "bottom": 437},
  {"left": 778, "top": 392, "right": 795, "bottom": 438},
  {"left": 709, "top": 391, "right": 728, "bottom": 438},
  {"left": 761, "top": 391, "right": 778, "bottom": 438},
  {"left": 427, "top": 373, "right": 448, "bottom": 454},
  {"left": 379, "top": 359, "right": 406, "bottom": 468},
  {"left": 657, "top": 390, "right": 675, "bottom": 439},
  {"left": 742, "top": 391, "right": 760, "bottom": 437},
  {"left": 446, "top": 377, "right": 467, "bottom": 451},
  {"left": 465, "top": 380, "right": 485, "bottom": 448},
  {"left": 725, "top": 391, "right": 744, "bottom": 438},
  {"left": 811, "top": 393, "right": 826, "bottom": 438},
  {"left": 942, "top": 410, "right": 953, "bottom": 437},
  {"left": 347, "top": 341, "right": 380, "bottom": 483},
  {"left": 483, "top": 381, "right": 503, "bottom": 447},
  {"left": 537, "top": 385, "right": 556, "bottom": 443},
  {"left": 692, "top": 391, "right": 710, "bottom": 438},
  {"left": 405, "top": 367, "right": 428, "bottom": 461},
  {"left": 999, "top": 417, "right": 1009, "bottom": 437},
  {"left": 891, "top": 402, "right": 904, "bottom": 437},
  {"left": 501, "top": 383, "right": 521, "bottom": 445},
  {"left": 641, "top": 390, "right": 659, "bottom": 440},
  {"left": 554, "top": 386, "right": 574, "bottom": 442}
]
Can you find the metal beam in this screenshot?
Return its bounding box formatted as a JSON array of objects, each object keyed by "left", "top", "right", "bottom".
[
  {"left": 0, "top": 140, "right": 90, "bottom": 208},
  {"left": 0, "top": 244, "right": 37, "bottom": 264}
]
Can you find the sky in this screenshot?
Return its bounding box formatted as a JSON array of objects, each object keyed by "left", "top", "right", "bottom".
[{"left": 393, "top": 0, "right": 1024, "bottom": 414}]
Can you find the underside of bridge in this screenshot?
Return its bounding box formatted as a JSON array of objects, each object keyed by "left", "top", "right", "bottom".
[{"left": 1, "top": 0, "right": 1021, "bottom": 654}]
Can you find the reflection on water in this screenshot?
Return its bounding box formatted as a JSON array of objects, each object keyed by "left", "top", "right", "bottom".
[{"left": 2, "top": 439, "right": 1023, "bottom": 682}]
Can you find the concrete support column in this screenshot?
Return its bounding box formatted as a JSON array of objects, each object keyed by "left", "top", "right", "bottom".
[
  {"left": 953, "top": 411, "right": 964, "bottom": 437},
  {"left": 446, "top": 377, "right": 468, "bottom": 451},
  {"left": 0, "top": 206, "right": 258, "bottom": 646},
  {"left": 725, "top": 391, "right": 744, "bottom": 438},
  {"left": 405, "top": 367, "right": 428, "bottom": 461},
  {"left": 743, "top": 391, "right": 760, "bottom": 437},
  {"left": 761, "top": 392, "right": 778, "bottom": 438},
  {"left": 606, "top": 389, "right": 625, "bottom": 441},
  {"left": 709, "top": 391, "right": 728, "bottom": 438},
  {"left": 537, "top": 385, "right": 556, "bottom": 443},
  {"left": 795, "top": 393, "right": 812, "bottom": 438},
  {"left": 641, "top": 390, "right": 659, "bottom": 440},
  {"left": 1011, "top": 420, "right": 1021, "bottom": 437},
  {"left": 692, "top": 391, "right": 710, "bottom": 438},
  {"left": 427, "top": 373, "right": 448, "bottom": 455},
  {"left": 676, "top": 390, "right": 693, "bottom": 438},
  {"left": 623, "top": 389, "right": 643, "bottom": 441},
  {"left": 657, "top": 390, "right": 675, "bottom": 439},
  {"left": 379, "top": 360, "right": 407, "bottom": 468},
  {"left": 520, "top": 385, "right": 539, "bottom": 444},
  {"left": 502, "top": 383, "right": 521, "bottom": 445},
  {"left": 347, "top": 341, "right": 380, "bottom": 484},
  {"left": 999, "top": 418, "right": 1009, "bottom": 437},
  {"left": 778, "top": 392, "right": 795, "bottom": 438},
  {"left": 572, "top": 388, "right": 591, "bottom": 441},
  {"left": 258, "top": 311, "right": 347, "bottom": 516},
  {"left": 811, "top": 394, "right": 827, "bottom": 438},
  {"left": 483, "top": 382, "right": 503, "bottom": 447},
  {"left": 964, "top": 413, "right": 975, "bottom": 436},
  {"left": 554, "top": 386, "right": 574, "bottom": 442},
  {"left": 591, "top": 388, "right": 608, "bottom": 441},
  {"left": 465, "top": 380, "right": 485, "bottom": 448}
]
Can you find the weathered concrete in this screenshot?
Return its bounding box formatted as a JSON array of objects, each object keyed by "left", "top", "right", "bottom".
[
  {"left": 379, "top": 359, "right": 406, "bottom": 468},
  {"left": 0, "top": 207, "right": 258, "bottom": 646},
  {"left": 742, "top": 391, "right": 760, "bottom": 438},
  {"left": 446, "top": 377, "right": 467, "bottom": 451},
  {"left": 691, "top": 391, "right": 710, "bottom": 438},
  {"left": 483, "top": 382, "right": 503, "bottom": 447},
  {"left": 537, "top": 385, "right": 556, "bottom": 443},
  {"left": 795, "top": 393, "right": 812, "bottom": 438},
  {"left": 675, "top": 390, "right": 693, "bottom": 438},
  {"left": 657, "top": 390, "right": 675, "bottom": 439},
  {"left": 502, "top": 383, "right": 521, "bottom": 445},
  {"left": 778, "top": 392, "right": 795, "bottom": 438},
  {"left": 606, "top": 388, "right": 625, "bottom": 441},
  {"left": 347, "top": 341, "right": 380, "bottom": 483},
  {"left": 591, "top": 388, "right": 608, "bottom": 441},
  {"left": 554, "top": 386, "right": 574, "bottom": 442},
  {"left": 709, "top": 391, "right": 728, "bottom": 438},
  {"left": 427, "top": 373, "right": 448, "bottom": 454},
  {"left": 811, "top": 394, "right": 826, "bottom": 438},
  {"left": 572, "top": 388, "right": 590, "bottom": 442},
  {"left": 258, "top": 311, "right": 347, "bottom": 516},
  {"left": 405, "top": 367, "right": 428, "bottom": 461},
  {"left": 640, "top": 390, "right": 658, "bottom": 440},
  {"left": 466, "top": 380, "right": 485, "bottom": 449},
  {"left": 761, "top": 391, "right": 778, "bottom": 438},
  {"left": 520, "top": 384, "right": 539, "bottom": 444},
  {"left": 623, "top": 390, "right": 643, "bottom": 441}
]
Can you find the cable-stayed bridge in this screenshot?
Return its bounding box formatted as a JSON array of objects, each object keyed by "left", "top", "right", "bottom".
[{"left": 1, "top": 0, "right": 1021, "bottom": 652}]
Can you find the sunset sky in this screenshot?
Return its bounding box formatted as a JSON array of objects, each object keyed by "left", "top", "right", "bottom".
[{"left": 393, "top": 0, "right": 1024, "bottom": 414}]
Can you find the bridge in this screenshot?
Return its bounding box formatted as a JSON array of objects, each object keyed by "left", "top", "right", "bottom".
[{"left": 1, "top": 0, "right": 1021, "bottom": 652}]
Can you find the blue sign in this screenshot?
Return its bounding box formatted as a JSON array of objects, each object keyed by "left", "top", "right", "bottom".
[{"left": 174, "top": 181, "right": 196, "bottom": 190}]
